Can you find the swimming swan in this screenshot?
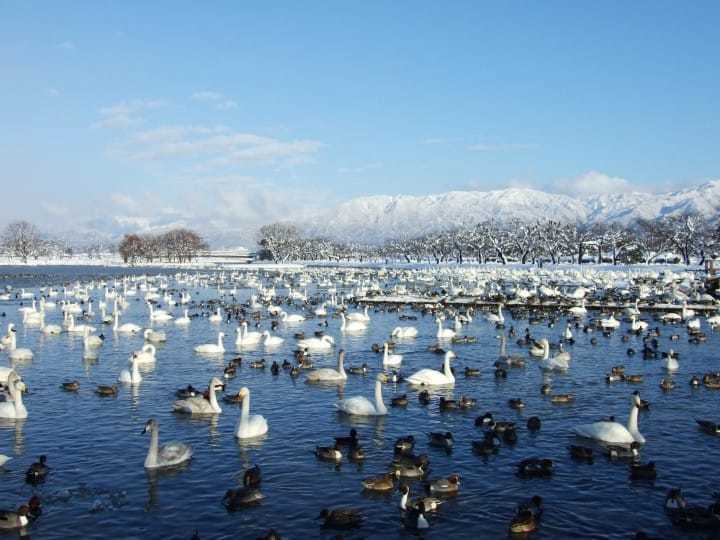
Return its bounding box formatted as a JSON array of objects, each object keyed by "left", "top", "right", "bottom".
[
  {"left": 236, "top": 322, "right": 262, "bottom": 346},
  {"left": 7, "top": 333, "right": 33, "bottom": 362},
  {"left": 572, "top": 392, "right": 645, "bottom": 444},
  {"left": 118, "top": 355, "right": 142, "bottom": 385},
  {"left": 538, "top": 339, "right": 569, "bottom": 371},
  {"left": 174, "top": 309, "right": 191, "bottom": 326},
  {"left": 114, "top": 312, "right": 141, "bottom": 335},
  {"left": 262, "top": 331, "right": 285, "bottom": 347},
  {"left": 235, "top": 387, "right": 269, "bottom": 439},
  {"left": 407, "top": 351, "right": 456, "bottom": 387},
  {"left": 306, "top": 350, "right": 347, "bottom": 383},
  {"left": 131, "top": 343, "right": 156, "bottom": 365},
  {"left": 142, "top": 418, "right": 192, "bottom": 469},
  {"left": 391, "top": 326, "right": 418, "bottom": 338},
  {"left": 173, "top": 377, "right": 224, "bottom": 415},
  {"left": 195, "top": 332, "right": 225, "bottom": 354},
  {"left": 340, "top": 313, "right": 367, "bottom": 332},
  {"left": 336, "top": 375, "right": 388, "bottom": 416},
  {"left": 382, "top": 342, "right": 403, "bottom": 368},
  {"left": 436, "top": 318, "right": 456, "bottom": 339},
  {"left": 297, "top": 335, "right": 334, "bottom": 351},
  {"left": 346, "top": 306, "right": 370, "bottom": 322},
  {"left": 0, "top": 372, "right": 28, "bottom": 419}
]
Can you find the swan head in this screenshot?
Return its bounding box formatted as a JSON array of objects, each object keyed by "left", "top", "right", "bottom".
[
  {"left": 210, "top": 377, "right": 226, "bottom": 392},
  {"left": 142, "top": 418, "right": 158, "bottom": 434},
  {"left": 218, "top": 332, "right": 225, "bottom": 339},
  {"left": 631, "top": 391, "right": 642, "bottom": 407},
  {"left": 445, "top": 350, "right": 456, "bottom": 360},
  {"left": 238, "top": 386, "right": 250, "bottom": 399}
]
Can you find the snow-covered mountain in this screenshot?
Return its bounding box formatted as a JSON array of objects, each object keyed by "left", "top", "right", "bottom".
[{"left": 300, "top": 180, "right": 720, "bottom": 243}]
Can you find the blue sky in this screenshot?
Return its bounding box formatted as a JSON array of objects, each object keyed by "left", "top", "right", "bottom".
[{"left": 1, "top": 1, "right": 719, "bottom": 242}]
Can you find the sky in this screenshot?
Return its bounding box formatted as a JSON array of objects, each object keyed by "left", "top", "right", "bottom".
[{"left": 1, "top": 1, "right": 719, "bottom": 245}]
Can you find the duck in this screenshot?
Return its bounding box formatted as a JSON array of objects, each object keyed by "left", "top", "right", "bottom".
[
  {"left": 517, "top": 458, "right": 553, "bottom": 478},
  {"left": 95, "top": 384, "right": 118, "bottom": 397},
  {"left": 173, "top": 377, "right": 224, "bottom": 415},
  {"left": 347, "top": 363, "right": 368, "bottom": 376},
  {"left": 235, "top": 387, "right": 269, "bottom": 439},
  {"left": 195, "top": 332, "right": 225, "bottom": 354},
  {"left": 0, "top": 498, "right": 38, "bottom": 530},
  {"left": 664, "top": 487, "right": 720, "bottom": 530},
  {"left": 508, "top": 398, "right": 525, "bottom": 410},
  {"left": 319, "top": 508, "right": 363, "bottom": 529},
  {"left": 142, "top": 418, "right": 192, "bottom": 469},
  {"left": 630, "top": 461, "right": 657, "bottom": 480},
  {"left": 306, "top": 350, "right": 347, "bottom": 383},
  {"left": 243, "top": 464, "right": 262, "bottom": 488},
  {"left": 60, "top": 380, "right": 80, "bottom": 392},
  {"left": 222, "top": 487, "right": 264, "bottom": 510},
  {"left": 472, "top": 431, "right": 501, "bottom": 455},
  {"left": 527, "top": 416, "right": 542, "bottom": 431},
  {"left": 568, "top": 445, "right": 594, "bottom": 461},
  {"left": 361, "top": 471, "right": 398, "bottom": 491},
  {"left": 335, "top": 375, "right": 387, "bottom": 416},
  {"left": 550, "top": 393, "right": 574, "bottom": 404},
  {"left": 399, "top": 485, "right": 444, "bottom": 513},
  {"left": 407, "top": 351, "right": 456, "bottom": 387},
  {"left": 25, "top": 455, "right": 48, "bottom": 484},
  {"left": 428, "top": 431, "right": 454, "bottom": 450},
  {"left": 509, "top": 496, "right": 543, "bottom": 534},
  {"left": 315, "top": 445, "right": 342, "bottom": 462},
  {"left": 427, "top": 473, "right": 461, "bottom": 494},
  {"left": 391, "top": 394, "right": 409, "bottom": 407},
  {"left": 334, "top": 429, "right": 359, "bottom": 448},
  {"left": 696, "top": 419, "right": 720, "bottom": 435},
  {"left": 573, "top": 392, "right": 645, "bottom": 444},
  {"left": 606, "top": 441, "right": 641, "bottom": 460}
]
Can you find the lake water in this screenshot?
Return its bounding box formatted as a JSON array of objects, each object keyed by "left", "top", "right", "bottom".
[{"left": 1, "top": 265, "right": 719, "bottom": 539}]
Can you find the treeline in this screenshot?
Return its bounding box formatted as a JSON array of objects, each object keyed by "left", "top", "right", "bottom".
[
  {"left": 257, "top": 213, "right": 717, "bottom": 266},
  {"left": 118, "top": 229, "right": 207, "bottom": 264},
  {"left": 0, "top": 221, "right": 113, "bottom": 262}
]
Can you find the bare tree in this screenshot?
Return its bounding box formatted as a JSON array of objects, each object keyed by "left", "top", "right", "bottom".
[{"left": 1, "top": 221, "right": 43, "bottom": 263}]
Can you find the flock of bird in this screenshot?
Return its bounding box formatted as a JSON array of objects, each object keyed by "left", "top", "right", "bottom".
[{"left": 1, "top": 264, "right": 720, "bottom": 537}]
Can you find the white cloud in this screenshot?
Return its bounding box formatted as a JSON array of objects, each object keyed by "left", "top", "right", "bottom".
[
  {"left": 192, "top": 90, "right": 239, "bottom": 111},
  {"left": 468, "top": 142, "right": 536, "bottom": 152},
  {"left": 95, "top": 99, "right": 166, "bottom": 129},
  {"left": 555, "top": 171, "right": 640, "bottom": 197},
  {"left": 338, "top": 162, "right": 383, "bottom": 174}
]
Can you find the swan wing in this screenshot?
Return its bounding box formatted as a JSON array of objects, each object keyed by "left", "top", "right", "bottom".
[
  {"left": 307, "top": 368, "right": 343, "bottom": 382},
  {"left": 159, "top": 442, "right": 193, "bottom": 464},
  {"left": 336, "top": 396, "right": 376, "bottom": 415},
  {"left": 407, "top": 369, "right": 451, "bottom": 386},
  {"left": 572, "top": 421, "right": 635, "bottom": 444}
]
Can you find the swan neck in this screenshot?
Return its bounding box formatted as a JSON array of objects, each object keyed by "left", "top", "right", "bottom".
[
  {"left": 375, "top": 380, "right": 387, "bottom": 414},
  {"left": 338, "top": 353, "right": 346, "bottom": 378},
  {"left": 241, "top": 391, "right": 250, "bottom": 421},
  {"left": 627, "top": 403, "right": 639, "bottom": 436},
  {"left": 146, "top": 426, "right": 159, "bottom": 468}
]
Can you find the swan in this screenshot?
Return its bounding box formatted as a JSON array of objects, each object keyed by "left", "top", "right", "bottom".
[
  {"left": 144, "top": 328, "right": 166, "bottom": 343},
  {"left": 23, "top": 307, "right": 43, "bottom": 326},
  {"left": 600, "top": 314, "right": 620, "bottom": 330},
  {"left": 336, "top": 375, "right": 388, "bottom": 416},
  {"left": 539, "top": 339, "right": 569, "bottom": 371},
  {"left": 630, "top": 315, "right": 648, "bottom": 332},
  {"left": 436, "top": 318, "right": 456, "bottom": 340},
  {"left": 407, "top": 351, "right": 455, "bottom": 387},
  {"left": 131, "top": 343, "right": 156, "bottom": 365},
  {"left": 306, "top": 350, "right": 347, "bottom": 383},
  {"left": 7, "top": 333, "right": 33, "bottom": 362},
  {"left": 340, "top": 313, "right": 367, "bottom": 332},
  {"left": 280, "top": 311, "right": 305, "bottom": 323},
  {"left": 686, "top": 317, "right": 700, "bottom": 331},
  {"left": 486, "top": 304, "right": 504, "bottom": 324},
  {"left": 118, "top": 354, "right": 142, "bottom": 385},
  {"left": 625, "top": 299, "right": 640, "bottom": 317},
  {"left": 661, "top": 311, "right": 682, "bottom": 323},
  {"left": 235, "top": 387, "right": 269, "bottom": 439},
  {"left": 236, "top": 322, "right": 262, "bottom": 346},
  {"left": 17, "top": 299, "right": 37, "bottom": 315},
  {"left": 113, "top": 312, "right": 141, "bottom": 334},
  {"left": 40, "top": 313, "right": 62, "bottom": 335},
  {"left": 173, "top": 377, "right": 224, "bottom": 415},
  {"left": 261, "top": 331, "right": 284, "bottom": 347},
  {"left": 391, "top": 326, "right": 418, "bottom": 339},
  {"left": 563, "top": 324, "right": 573, "bottom": 341},
  {"left": 382, "top": 342, "right": 403, "bottom": 368},
  {"left": 664, "top": 350, "right": 679, "bottom": 371},
  {"left": 572, "top": 392, "right": 645, "bottom": 444},
  {"left": 297, "top": 335, "right": 334, "bottom": 351},
  {"left": 195, "top": 332, "right": 225, "bottom": 354},
  {"left": 67, "top": 314, "right": 94, "bottom": 334},
  {"left": 682, "top": 301, "right": 695, "bottom": 320},
  {"left": 346, "top": 306, "right": 370, "bottom": 322},
  {"left": 175, "top": 309, "right": 191, "bottom": 326},
  {"left": 0, "top": 372, "right": 28, "bottom": 419},
  {"left": 142, "top": 418, "right": 192, "bottom": 469},
  {"left": 83, "top": 327, "right": 103, "bottom": 349},
  {"left": 148, "top": 303, "right": 173, "bottom": 322},
  {"left": 314, "top": 304, "right": 328, "bottom": 317},
  {"left": 209, "top": 307, "right": 222, "bottom": 323},
  {"left": 0, "top": 324, "right": 14, "bottom": 347}
]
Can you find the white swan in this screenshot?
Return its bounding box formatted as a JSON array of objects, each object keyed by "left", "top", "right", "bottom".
[
  {"left": 131, "top": 343, "right": 156, "bottom": 365},
  {"left": 174, "top": 377, "right": 224, "bottom": 415},
  {"left": 340, "top": 313, "right": 367, "bottom": 332},
  {"left": 391, "top": 326, "right": 418, "bottom": 338},
  {"left": 0, "top": 324, "right": 14, "bottom": 347},
  {"left": 40, "top": 313, "right": 62, "bottom": 335},
  {"left": 568, "top": 298, "right": 587, "bottom": 317},
  {"left": 195, "top": 332, "right": 225, "bottom": 354},
  {"left": 600, "top": 314, "right": 620, "bottom": 330},
  {"left": 563, "top": 324, "right": 573, "bottom": 341},
  {"left": 209, "top": 307, "right": 222, "bottom": 323},
  {"left": 346, "top": 306, "right": 370, "bottom": 322},
  {"left": 436, "top": 318, "right": 456, "bottom": 339},
  {"left": 539, "top": 339, "right": 569, "bottom": 371},
  {"left": 67, "top": 314, "right": 94, "bottom": 334},
  {"left": 486, "top": 304, "right": 504, "bottom": 324},
  {"left": 407, "top": 351, "right": 455, "bottom": 387},
  {"left": 113, "top": 311, "right": 141, "bottom": 335},
  {"left": 118, "top": 355, "right": 142, "bottom": 385},
  {"left": 174, "top": 309, "right": 191, "bottom": 326},
  {"left": 297, "top": 335, "right": 335, "bottom": 351},
  {"left": 335, "top": 375, "right": 387, "bottom": 416},
  {"left": 235, "top": 387, "right": 269, "bottom": 439},
  {"left": 83, "top": 327, "right": 103, "bottom": 349},
  {"left": 236, "top": 322, "right": 262, "bottom": 346},
  {"left": 630, "top": 315, "right": 648, "bottom": 332},
  {"left": 148, "top": 303, "right": 173, "bottom": 322},
  {"left": 681, "top": 301, "right": 695, "bottom": 320},
  {"left": 382, "top": 342, "right": 403, "bottom": 368},
  {"left": 572, "top": 392, "right": 645, "bottom": 444},
  {"left": 0, "top": 372, "right": 27, "bottom": 420},
  {"left": 142, "top": 418, "right": 192, "bottom": 469},
  {"left": 144, "top": 328, "right": 167, "bottom": 343},
  {"left": 7, "top": 333, "right": 33, "bottom": 362},
  {"left": 664, "top": 350, "right": 679, "bottom": 371},
  {"left": 262, "top": 331, "right": 284, "bottom": 347},
  {"left": 280, "top": 311, "right": 305, "bottom": 323},
  {"left": 306, "top": 350, "right": 347, "bottom": 383}
]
